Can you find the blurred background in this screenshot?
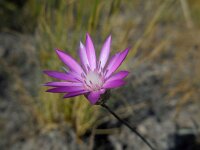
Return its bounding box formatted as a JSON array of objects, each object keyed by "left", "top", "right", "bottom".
[{"left": 0, "top": 0, "right": 200, "bottom": 149}]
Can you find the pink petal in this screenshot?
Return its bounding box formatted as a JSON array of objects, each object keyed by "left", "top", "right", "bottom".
[
  {"left": 104, "top": 53, "right": 121, "bottom": 76},
  {"left": 46, "top": 86, "right": 85, "bottom": 93},
  {"left": 56, "top": 49, "right": 84, "bottom": 75},
  {"left": 87, "top": 91, "right": 101, "bottom": 104},
  {"left": 69, "top": 71, "right": 84, "bottom": 82},
  {"left": 44, "top": 82, "right": 83, "bottom": 87},
  {"left": 99, "top": 89, "right": 106, "bottom": 94},
  {"left": 99, "top": 35, "right": 111, "bottom": 69},
  {"left": 63, "top": 91, "right": 88, "bottom": 98},
  {"left": 85, "top": 33, "right": 96, "bottom": 70},
  {"left": 106, "top": 71, "right": 129, "bottom": 82},
  {"left": 79, "top": 42, "right": 90, "bottom": 72},
  {"left": 103, "top": 80, "right": 125, "bottom": 89},
  {"left": 43, "top": 70, "right": 78, "bottom": 81},
  {"left": 105, "top": 48, "right": 130, "bottom": 78}
]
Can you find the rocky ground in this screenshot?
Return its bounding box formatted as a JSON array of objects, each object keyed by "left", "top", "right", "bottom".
[{"left": 0, "top": 32, "right": 200, "bottom": 150}]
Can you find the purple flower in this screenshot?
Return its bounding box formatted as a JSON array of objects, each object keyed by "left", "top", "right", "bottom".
[{"left": 44, "top": 33, "right": 130, "bottom": 104}]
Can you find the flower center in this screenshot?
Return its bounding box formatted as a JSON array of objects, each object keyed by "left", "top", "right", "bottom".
[{"left": 84, "top": 71, "right": 103, "bottom": 91}]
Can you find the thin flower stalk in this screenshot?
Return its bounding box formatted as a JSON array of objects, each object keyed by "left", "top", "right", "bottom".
[{"left": 43, "top": 33, "right": 156, "bottom": 150}]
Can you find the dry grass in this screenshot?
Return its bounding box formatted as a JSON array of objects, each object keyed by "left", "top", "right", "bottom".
[
  {"left": 2, "top": 0, "right": 199, "bottom": 138},
  {"left": 35, "top": 0, "right": 124, "bottom": 136}
]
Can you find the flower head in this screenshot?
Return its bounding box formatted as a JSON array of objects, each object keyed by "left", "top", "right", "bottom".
[{"left": 44, "top": 33, "right": 130, "bottom": 104}]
